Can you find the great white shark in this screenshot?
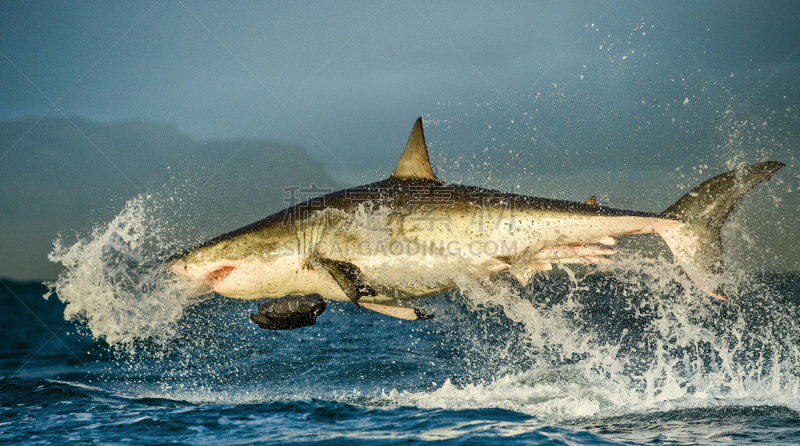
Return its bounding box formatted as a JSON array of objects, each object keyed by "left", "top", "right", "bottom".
[{"left": 167, "top": 118, "right": 785, "bottom": 330}]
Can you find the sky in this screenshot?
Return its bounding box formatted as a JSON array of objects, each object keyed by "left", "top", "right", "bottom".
[{"left": 1, "top": 1, "right": 799, "bottom": 279}]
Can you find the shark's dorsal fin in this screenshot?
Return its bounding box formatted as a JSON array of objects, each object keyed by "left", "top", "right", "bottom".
[{"left": 390, "top": 117, "right": 438, "bottom": 180}]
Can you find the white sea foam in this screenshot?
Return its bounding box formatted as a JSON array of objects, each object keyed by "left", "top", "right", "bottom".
[
  {"left": 379, "top": 247, "right": 800, "bottom": 420},
  {"left": 46, "top": 194, "right": 207, "bottom": 345}
]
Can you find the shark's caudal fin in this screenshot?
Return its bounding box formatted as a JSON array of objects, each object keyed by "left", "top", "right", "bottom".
[{"left": 655, "top": 161, "right": 785, "bottom": 299}]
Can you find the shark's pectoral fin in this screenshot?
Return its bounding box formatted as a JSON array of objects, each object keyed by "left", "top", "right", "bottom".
[
  {"left": 317, "top": 258, "right": 433, "bottom": 321},
  {"left": 360, "top": 302, "right": 434, "bottom": 321},
  {"left": 250, "top": 293, "right": 327, "bottom": 330},
  {"left": 317, "top": 258, "right": 377, "bottom": 306}
]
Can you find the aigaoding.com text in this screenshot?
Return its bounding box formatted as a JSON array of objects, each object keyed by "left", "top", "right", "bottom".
[{"left": 281, "top": 239, "right": 520, "bottom": 257}]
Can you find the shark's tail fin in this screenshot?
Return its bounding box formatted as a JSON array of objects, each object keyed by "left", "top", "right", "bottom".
[{"left": 654, "top": 161, "right": 785, "bottom": 299}]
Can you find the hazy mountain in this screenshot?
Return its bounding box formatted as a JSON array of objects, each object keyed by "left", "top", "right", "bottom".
[{"left": 0, "top": 117, "right": 343, "bottom": 281}]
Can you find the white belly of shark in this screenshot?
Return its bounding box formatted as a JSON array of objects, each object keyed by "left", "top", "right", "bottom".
[{"left": 166, "top": 117, "right": 785, "bottom": 329}]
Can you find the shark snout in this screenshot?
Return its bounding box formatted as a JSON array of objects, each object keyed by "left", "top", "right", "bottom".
[
  {"left": 165, "top": 250, "right": 237, "bottom": 288},
  {"left": 164, "top": 244, "right": 302, "bottom": 299},
  {"left": 165, "top": 255, "right": 192, "bottom": 278}
]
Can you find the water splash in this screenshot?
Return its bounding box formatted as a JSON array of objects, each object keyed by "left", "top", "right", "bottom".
[
  {"left": 46, "top": 194, "right": 207, "bottom": 345},
  {"left": 383, "top": 249, "right": 800, "bottom": 421}
]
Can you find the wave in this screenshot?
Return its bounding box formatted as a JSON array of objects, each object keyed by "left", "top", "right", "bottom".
[{"left": 46, "top": 194, "right": 208, "bottom": 345}]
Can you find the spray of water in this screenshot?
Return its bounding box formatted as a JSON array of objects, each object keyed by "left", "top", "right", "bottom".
[
  {"left": 386, "top": 248, "right": 800, "bottom": 420},
  {"left": 46, "top": 194, "right": 207, "bottom": 345}
]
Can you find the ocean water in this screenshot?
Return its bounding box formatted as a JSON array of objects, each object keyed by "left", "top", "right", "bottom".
[{"left": 3, "top": 197, "right": 800, "bottom": 445}]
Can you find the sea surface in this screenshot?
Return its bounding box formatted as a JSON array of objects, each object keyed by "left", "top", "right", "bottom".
[{"left": 3, "top": 199, "right": 800, "bottom": 444}]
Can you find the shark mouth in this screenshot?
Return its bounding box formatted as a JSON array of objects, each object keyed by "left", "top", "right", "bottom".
[{"left": 206, "top": 266, "right": 235, "bottom": 287}]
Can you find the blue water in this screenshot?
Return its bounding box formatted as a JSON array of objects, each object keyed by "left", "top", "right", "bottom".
[
  {"left": 4, "top": 266, "right": 800, "bottom": 444},
  {"left": 3, "top": 198, "right": 800, "bottom": 445}
]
